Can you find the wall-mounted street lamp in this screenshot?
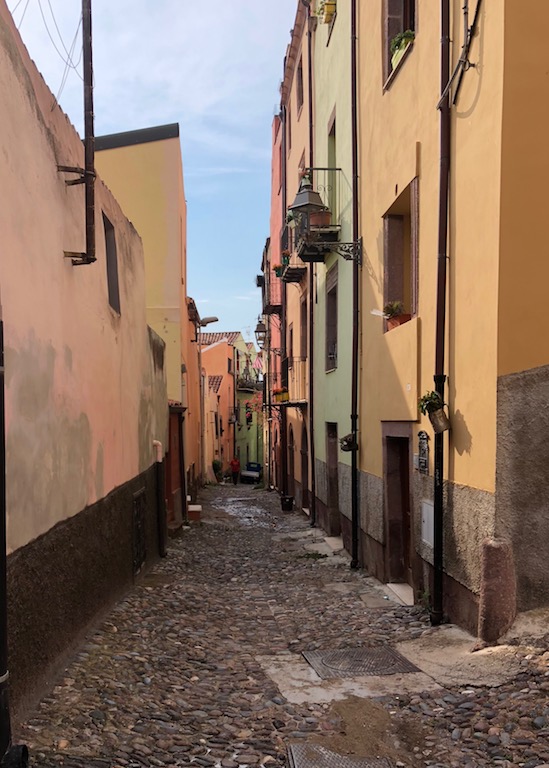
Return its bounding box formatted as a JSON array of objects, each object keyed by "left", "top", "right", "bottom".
[
  {"left": 288, "top": 173, "right": 362, "bottom": 264},
  {"left": 254, "top": 319, "right": 267, "bottom": 349}
]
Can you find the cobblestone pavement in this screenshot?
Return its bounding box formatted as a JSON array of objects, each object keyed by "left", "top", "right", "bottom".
[{"left": 16, "top": 485, "right": 549, "bottom": 768}]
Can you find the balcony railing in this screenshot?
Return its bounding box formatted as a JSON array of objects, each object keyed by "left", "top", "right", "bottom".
[
  {"left": 263, "top": 274, "right": 282, "bottom": 315},
  {"left": 236, "top": 374, "right": 261, "bottom": 391}
]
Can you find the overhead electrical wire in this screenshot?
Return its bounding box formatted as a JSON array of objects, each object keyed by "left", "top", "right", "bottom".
[{"left": 51, "top": 14, "right": 83, "bottom": 110}]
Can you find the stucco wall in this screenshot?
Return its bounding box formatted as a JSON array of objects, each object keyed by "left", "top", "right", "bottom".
[
  {"left": 95, "top": 133, "right": 186, "bottom": 404},
  {"left": 0, "top": 3, "right": 167, "bottom": 552},
  {"left": 312, "top": 0, "right": 354, "bottom": 467},
  {"left": 496, "top": 365, "right": 549, "bottom": 610}
]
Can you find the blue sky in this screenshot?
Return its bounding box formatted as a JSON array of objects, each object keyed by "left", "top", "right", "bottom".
[{"left": 6, "top": 0, "right": 298, "bottom": 340}]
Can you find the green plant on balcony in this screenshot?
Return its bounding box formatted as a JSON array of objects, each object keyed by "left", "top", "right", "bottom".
[
  {"left": 384, "top": 300, "right": 411, "bottom": 330},
  {"left": 281, "top": 249, "right": 290, "bottom": 266},
  {"left": 272, "top": 264, "right": 284, "bottom": 278},
  {"left": 390, "top": 29, "right": 415, "bottom": 70}
]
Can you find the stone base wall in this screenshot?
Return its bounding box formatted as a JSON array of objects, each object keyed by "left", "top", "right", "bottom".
[
  {"left": 496, "top": 364, "right": 549, "bottom": 611},
  {"left": 8, "top": 465, "right": 162, "bottom": 721}
]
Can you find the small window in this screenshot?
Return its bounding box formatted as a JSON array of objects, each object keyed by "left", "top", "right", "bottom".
[
  {"left": 383, "top": 178, "right": 418, "bottom": 330},
  {"left": 296, "top": 57, "right": 304, "bottom": 113},
  {"left": 383, "top": 0, "right": 416, "bottom": 82},
  {"left": 300, "top": 296, "right": 307, "bottom": 357},
  {"left": 103, "top": 213, "right": 120, "bottom": 314},
  {"left": 288, "top": 324, "right": 294, "bottom": 367},
  {"left": 287, "top": 106, "right": 292, "bottom": 153},
  {"left": 326, "top": 264, "right": 338, "bottom": 370}
]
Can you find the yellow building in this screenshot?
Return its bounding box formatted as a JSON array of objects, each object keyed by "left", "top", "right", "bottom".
[
  {"left": 96, "top": 125, "right": 198, "bottom": 523},
  {"left": 357, "top": 0, "right": 549, "bottom": 638}
]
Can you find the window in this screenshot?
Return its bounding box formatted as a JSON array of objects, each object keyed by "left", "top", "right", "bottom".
[
  {"left": 228, "top": 357, "right": 232, "bottom": 373},
  {"left": 287, "top": 106, "right": 292, "bottom": 153},
  {"left": 300, "top": 296, "right": 307, "bottom": 358},
  {"left": 288, "top": 324, "right": 294, "bottom": 367},
  {"left": 327, "top": 114, "right": 337, "bottom": 217},
  {"left": 296, "top": 57, "right": 304, "bottom": 113},
  {"left": 383, "top": 178, "right": 418, "bottom": 330},
  {"left": 103, "top": 213, "right": 120, "bottom": 314},
  {"left": 326, "top": 263, "right": 338, "bottom": 370},
  {"left": 383, "top": 0, "right": 416, "bottom": 82}
]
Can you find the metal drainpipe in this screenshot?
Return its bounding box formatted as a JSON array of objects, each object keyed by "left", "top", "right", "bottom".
[
  {"left": 153, "top": 441, "right": 167, "bottom": 558},
  {"left": 431, "top": 0, "right": 451, "bottom": 626},
  {"left": 350, "top": 0, "right": 360, "bottom": 568},
  {"left": 306, "top": 4, "right": 317, "bottom": 527},
  {"left": 0, "top": 302, "right": 28, "bottom": 767},
  {"left": 178, "top": 412, "right": 188, "bottom": 524},
  {"left": 280, "top": 106, "right": 289, "bottom": 497}
]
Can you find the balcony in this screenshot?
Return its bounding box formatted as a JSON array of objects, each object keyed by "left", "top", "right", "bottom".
[
  {"left": 263, "top": 275, "right": 282, "bottom": 315},
  {"left": 236, "top": 373, "right": 261, "bottom": 392}
]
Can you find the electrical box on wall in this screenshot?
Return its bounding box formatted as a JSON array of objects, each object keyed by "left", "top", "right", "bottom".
[{"left": 421, "top": 499, "right": 434, "bottom": 547}]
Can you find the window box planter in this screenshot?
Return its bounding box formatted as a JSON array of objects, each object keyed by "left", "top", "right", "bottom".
[
  {"left": 387, "top": 313, "right": 411, "bottom": 330},
  {"left": 310, "top": 209, "right": 332, "bottom": 227},
  {"left": 390, "top": 30, "right": 414, "bottom": 71},
  {"left": 318, "top": 0, "right": 336, "bottom": 23},
  {"left": 273, "top": 390, "right": 289, "bottom": 403},
  {"left": 273, "top": 265, "right": 284, "bottom": 278}
]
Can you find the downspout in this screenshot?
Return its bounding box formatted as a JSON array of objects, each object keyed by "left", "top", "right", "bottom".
[
  {"left": 153, "top": 440, "right": 167, "bottom": 558},
  {"left": 0, "top": 302, "right": 28, "bottom": 767},
  {"left": 280, "top": 106, "right": 289, "bottom": 497},
  {"left": 306, "top": 3, "right": 317, "bottom": 527},
  {"left": 178, "top": 413, "right": 188, "bottom": 524},
  {"left": 350, "top": 0, "right": 360, "bottom": 568},
  {"left": 431, "top": 0, "right": 451, "bottom": 625}
]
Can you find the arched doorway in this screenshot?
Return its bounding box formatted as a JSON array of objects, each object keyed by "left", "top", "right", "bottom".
[
  {"left": 288, "top": 425, "right": 295, "bottom": 497},
  {"left": 301, "top": 423, "right": 309, "bottom": 509}
]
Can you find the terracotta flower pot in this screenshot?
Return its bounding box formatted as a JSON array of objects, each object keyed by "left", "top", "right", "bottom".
[
  {"left": 387, "top": 313, "right": 411, "bottom": 330},
  {"left": 310, "top": 209, "right": 331, "bottom": 227}
]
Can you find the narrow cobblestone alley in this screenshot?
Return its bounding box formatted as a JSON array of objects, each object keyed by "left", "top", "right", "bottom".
[{"left": 15, "top": 486, "right": 549, "bottom": 768}]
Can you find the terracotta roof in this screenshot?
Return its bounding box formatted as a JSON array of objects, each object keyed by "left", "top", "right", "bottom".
[
  {"left": 208, "top": 375, "right": 223, "bottom": 393},
  {"left": 201, "top": 331, "right": 240, "bottom": 346}
]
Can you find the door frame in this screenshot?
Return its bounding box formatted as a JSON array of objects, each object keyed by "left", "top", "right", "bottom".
[{"left": 382, "top": 422, "right": 414, "bottom": 585}]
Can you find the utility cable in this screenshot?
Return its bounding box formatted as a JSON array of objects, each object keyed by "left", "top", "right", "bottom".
[
  {"left": 37, "top": 0, "right": 83, "bottom": 77},
  {"left": 51, "top": 14, "right": 82, "bottom": 110},
  {"left": 15, "top": 0, "right": 32, "bottom": 29}
]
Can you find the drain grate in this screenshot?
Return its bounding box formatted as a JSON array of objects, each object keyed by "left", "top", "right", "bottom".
[
  {"left": 288, "top": 743, "right": 395, "bottom": 768},
  {"left": 302, "top": 646, "right": 419, "bottom": 679}
]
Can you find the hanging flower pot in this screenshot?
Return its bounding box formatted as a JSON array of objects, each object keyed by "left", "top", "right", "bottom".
[
  {"left": 428, "top": 408, "right": 451, "bottom": 434},
  {"left": 418, "top": 391, "right": 451, "bottom": 433},
  {"left": 273, "top": 264, "right": 284, "bottom": 278},
  {"left": 281, "top": 251, "right": 290, "bottom": 265}
]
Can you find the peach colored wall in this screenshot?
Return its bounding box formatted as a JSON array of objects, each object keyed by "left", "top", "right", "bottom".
[
  {"left": 282, "top": 2, "right": 310, "bottom": 490},
  {"left": 182, "top": 314, "right": 201, "bottom": 483},
  {"left": 95, "top": 135, "right": 186, "bottom": 404},
  {"left": 202, "top": 341, "right": 235, "bottom": 470},
  {"left": 0, "top": 1, "right": 168, "bottom": 552}
]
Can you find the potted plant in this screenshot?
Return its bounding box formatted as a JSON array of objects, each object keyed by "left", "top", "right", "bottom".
[
  {"left": 273, "top": 387, "right": 289, "bottom": 403},
  {"left": 316, "top": 0, "right": 336, "bottom": 23},
  {"left": 272, "top": 263, "right": 284, "bottom": 278},
  {"left": 418, "top": 391, "right": 451, "bottom": 433},
  {"left": 384, "top": 300, "right": 411, "bottom": 330},
  {"left": 310, "top": 207, "right": 332, "bottom": 227},
  {"left": 281, "top": 249, "right": 290, "bottom": 266},
  {"left": 390, "top": 29, "right": 415, "bottom": 70}
]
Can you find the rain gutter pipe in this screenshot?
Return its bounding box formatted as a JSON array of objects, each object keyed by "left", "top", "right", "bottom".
[
  {"left": 280, "top": 105, "right": 289, "bottom": 498},
  {"left": 153, "top": 440, "right": 167, "bottom": 558},
  {"left": 350, "top": 0, "right": 360, "bottom": 568},
  {"left": 431, "top": 0, "right": 451, "bottom": 626},
  {"left": 305, "top": 0, "right": 317, "bottom": 527}
]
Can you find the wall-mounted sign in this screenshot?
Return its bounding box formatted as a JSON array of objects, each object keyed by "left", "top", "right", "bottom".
[{"left": 418, "top": 430, "right": 430, "bottom": 475}]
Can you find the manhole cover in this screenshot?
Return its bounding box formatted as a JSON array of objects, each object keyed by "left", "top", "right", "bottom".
[
  {"left": 302, "top": 647, "right": 419, "bottom": 678},
  {"left": 288, "top": 743, "right": 395, "bottom": 768}
]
